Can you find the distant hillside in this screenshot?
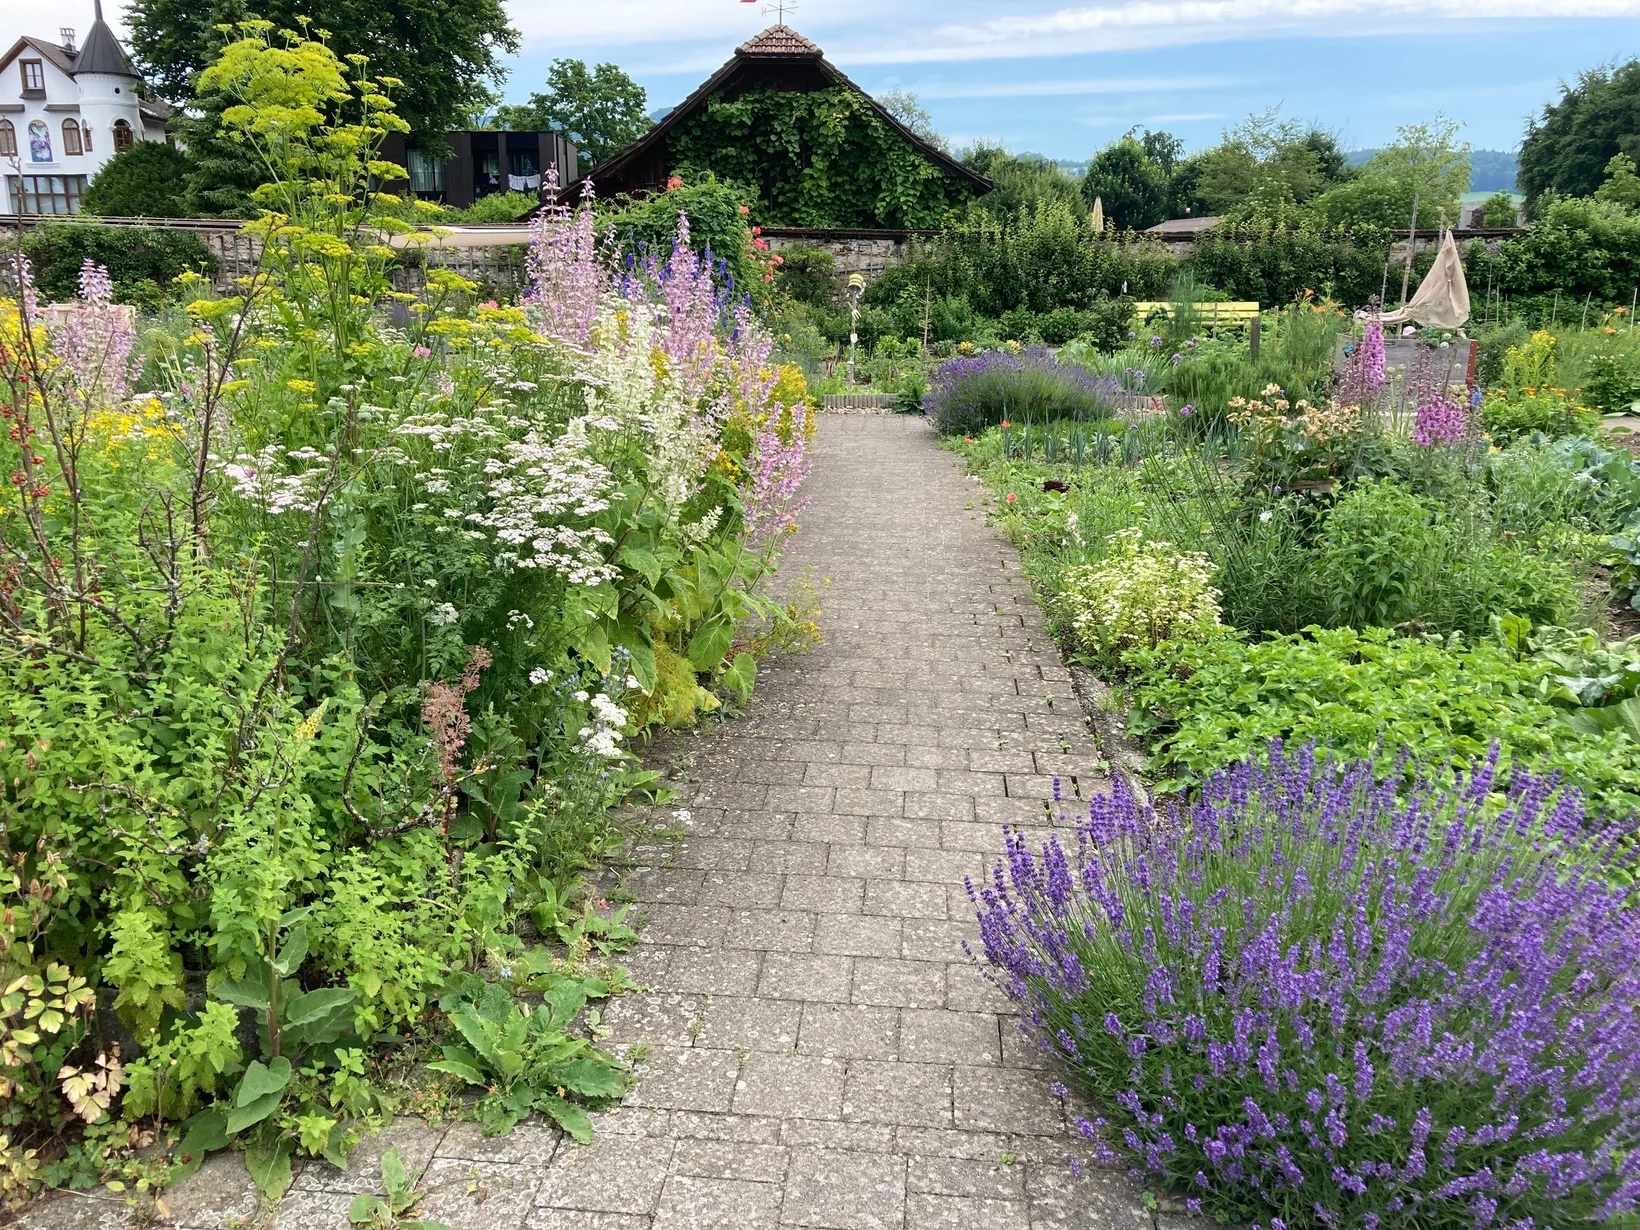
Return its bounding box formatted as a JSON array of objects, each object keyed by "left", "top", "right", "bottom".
[{"left": 1348, "top": 147, "right": 1517, "bottom": 193}]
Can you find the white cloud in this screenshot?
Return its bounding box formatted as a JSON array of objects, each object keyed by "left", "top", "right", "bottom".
[
  {"left": 908, "top": 74, "right": 1246, "bottom": 99},
  {"left": 834, "top": 0, "right": 1640, "bottom": 61}
]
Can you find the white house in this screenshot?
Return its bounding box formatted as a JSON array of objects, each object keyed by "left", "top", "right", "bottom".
[{"left": 0, "top": 0, "right": 171, "bottom": 215}]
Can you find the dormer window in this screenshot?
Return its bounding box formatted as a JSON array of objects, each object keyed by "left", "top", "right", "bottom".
[
  {"left": 112, "top": 119, "right": 133, "bottom": 152},
  {"left": 20, "top": 60, "right": 45, "bottom": 96},
  {"left": 62, "top": 119, "right": 82, "bottom": 156}
]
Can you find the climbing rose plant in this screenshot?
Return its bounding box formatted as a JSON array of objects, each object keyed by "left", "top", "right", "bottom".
[{"left": 970, "top": 742, "right": 1640, "bottom": 1229}]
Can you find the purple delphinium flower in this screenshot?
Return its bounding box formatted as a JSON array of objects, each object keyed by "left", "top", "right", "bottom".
[{"left": 969, "top": 741, "right": 1640, "bottom": 1228}]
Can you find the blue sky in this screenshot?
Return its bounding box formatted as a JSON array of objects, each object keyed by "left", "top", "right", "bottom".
[
  {"left": 495, "top": 0, "right": 1640, "bottom": 156},
  {"left": 4, "top": 0, "right": 1636, "bottom": 157}
]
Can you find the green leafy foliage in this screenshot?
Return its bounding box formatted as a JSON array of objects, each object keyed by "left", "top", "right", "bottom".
[
  {"left": 82, "top": 142, "right": 197, "bottom": 218},
  {"left": 347, "top": 1147, "right": 446, "bottom": 1229},
  {"left": 428, "top": 979, "right": 626, "bottom": 1139},
  {"left": 17, "top": 222, "right": 214, "bottom": 305},
  {"left": 127, "top": 0, "right": 520, "bottom": 140},
  {"left": 1124, "top": 625, "right": 1640, "bottom": 810},
  {"left": 1519, "top": 58, "right": 1640, "bottom": 206},
  {"left": 493, "top": 59, "right": 650, "bottom": 166},
  {"left": 668, "top": 86, "right": 975, "bottom": 229}
]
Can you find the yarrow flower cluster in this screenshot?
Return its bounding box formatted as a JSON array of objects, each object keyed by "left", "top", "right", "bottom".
[
  {"left": 1057, "top": 527, "right": 1222, "bottom": 659},
  {"left": 970, "top": 742, "right": 1640, "bottom": 1229}
]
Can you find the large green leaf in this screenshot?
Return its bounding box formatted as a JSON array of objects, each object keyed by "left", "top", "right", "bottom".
[
  {"left": 428, "top": 1046, "right": 486, "bottom": 1087},
  {"left": 236, "top": 1057, "right": 292, "bottom": 1106},
  {"left": 226, "top": 1091, "right": 284, "bottom": 1135},
  {"left": 548, "top": 1056, "right": 628, "bottom": 1100},
  {"left": 244, "top": 1136, "right": 295, "bottom": 1200},
  {"left": 686, "top": 619, "right": 734, "bottom": 672},
  {"left": 539, "top": 1095, "right": 593, "bottom": 1144},
  {"left": 213, "top": 970, "right": 271, "bottom": 1012},
  {"left": 272, "top": 926, "right": 309, "bottom": 978},
  {"left": 282, "top": 987, "right": 356, "bottom": 1048},
  {"left": 723, "top": 652, "right": 756, "bottom": 701}
]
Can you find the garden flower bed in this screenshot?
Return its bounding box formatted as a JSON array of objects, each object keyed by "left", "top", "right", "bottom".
[{"left": 0, "top": 28, "right": 811, "bottom": 1211}]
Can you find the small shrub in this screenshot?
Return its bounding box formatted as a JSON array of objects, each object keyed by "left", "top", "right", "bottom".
[
  {"left": 1058, "top": 528, "right": 1221, "bottom": 662},
  {"left": 81, "top": 142, "right": 195, "bottom": 217},
  {"left": 1501, "top": 329, "right": 1558, "bottom": 391},
  {"left": 925, "top": 347, "right": 1118, "bottom": 434},
  {"left": 1316, "top": 478, "right": 1577, "bottom": 635},
  {"left": 441, "top": 191, "right": 540, "bottom": 223},
  {"left": 972, "top": 743, "right": 1640, "bottom": 1230},
  {"left": 1480, "top": 386, "right": 1598, "bottom": 443}
]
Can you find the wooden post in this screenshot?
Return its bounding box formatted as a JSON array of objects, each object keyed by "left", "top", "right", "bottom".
[
  {"left": 1399, "top": 194, "right": 1420, "bottom": 308},
  {"left": 1249, "top": 315, "right": 1261, "bottom": 362}
]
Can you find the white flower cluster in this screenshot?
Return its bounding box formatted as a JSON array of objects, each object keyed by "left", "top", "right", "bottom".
[
  {"left": 465, "top": 427, "right": 620, "bottom": 586},
  {"left": 578, "top": 692, "right": 628, "bottom": 759},
  {"left": 220, "top": 445, "right": 331, "bottom": 516},
  {"left": 582, "top": 303, "right": 719, "bottom": 528}
]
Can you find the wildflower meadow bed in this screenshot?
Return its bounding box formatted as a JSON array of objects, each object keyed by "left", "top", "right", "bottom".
[{"left": 1, "top": 27, "right": 812, "bottom": 1211}]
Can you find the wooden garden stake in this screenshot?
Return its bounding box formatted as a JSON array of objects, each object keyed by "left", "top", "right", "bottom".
[{"left": 1249, "top": 315, "right": 1261, "bottom": 362}]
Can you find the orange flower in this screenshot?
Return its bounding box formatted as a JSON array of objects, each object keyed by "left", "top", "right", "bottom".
[
  {"left": 1000, "top": 420, "right": 1012, "bottom": 429},
  {"left": 666, "top": 175, "right": 683, "bottom": 190},
  {"left": 737, "top": 204, "right": 750, "bottom": 216},
  {"left": 1005, "top": 492, "right": 1018, "bottom": 504}
]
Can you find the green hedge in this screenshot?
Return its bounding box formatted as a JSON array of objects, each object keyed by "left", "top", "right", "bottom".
[{"left": 19, "top": 221, "right": 215, "bottom": 305}]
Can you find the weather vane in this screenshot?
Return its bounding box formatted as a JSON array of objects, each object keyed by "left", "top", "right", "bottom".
[{"left": 760, "top": 0, "right": 796, "bottom": 21}]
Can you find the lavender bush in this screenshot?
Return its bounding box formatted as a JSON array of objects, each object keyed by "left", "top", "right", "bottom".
[
  {"left": 971, "top": 742, "right": 1640, "bottom": 1229},
  {"left": 926, "top": 346, "right": 1119, "bottom": 436}
]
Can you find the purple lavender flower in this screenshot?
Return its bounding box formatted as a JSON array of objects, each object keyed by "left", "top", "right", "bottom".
[
  {"left": 969, "top": 741, "right": 1640, "bottom": 1227},
  {"left": 925, "top": 348, "right": 1120, "bottom": 436}
]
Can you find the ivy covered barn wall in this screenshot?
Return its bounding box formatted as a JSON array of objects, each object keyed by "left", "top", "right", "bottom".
[
  {"left": 669, "top": 87, "right": 973, "bottom": 229},
  {"left": 572, "top": 25, "right": 991, "bottom": 230}
]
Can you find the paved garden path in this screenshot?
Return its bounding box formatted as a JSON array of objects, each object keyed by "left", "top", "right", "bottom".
[
  {"left": 17, "top": 415, "right": 1163, "bottom": 1230},
  {"left": 582, "top": 414, "right": 1158, "bottom": 1229}
]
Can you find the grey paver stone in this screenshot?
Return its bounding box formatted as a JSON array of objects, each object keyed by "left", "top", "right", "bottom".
[
  {"left": 654, "top": 1175, "right": 783, "bottom": 1229},
  {"left": 630, "top": 1045, "right": 742, "bottom": 1112},
  {"left": 783, "top": 874, "right": 866, "bottom": 913},
  {"left": 671, "top": 1139, "right": 792, "bottom": 1183},
  {"left": 759, "top": 952, "right": 855, "bottom": 1001},
  {"left": 535, "top": 1134, "right": 673, "bottom": 1215},
  {"left": 664, "top": 947, "right": 763, "bottom": 996},
  {"left": 781, "top": 1147, "right": 906, "bottom": 1230},
  {"left": 851, "top": 958, "right": 946, "bottom": 1009},
  {"left": 726, "top": 907, "right": 818, "bottom": 953},
  {"left": 953, "top": 1066, "right": 1063, "bottom": 1137},
  {"left": 417, "top": 1157, "right": 538, "bottom": 1228},
  {"left": 695, "top": 994, "right": 801, "bottom": 1051},
  {"left": 734, "top": 1051, "right": 847, "bottom": 1119},
  {"left": 813, "top": 912, "right": 902, "bottom": 957},
  {"left": 842, "top": 1060, "right": 953, "bottom": 1127},
  {"left": 150, "top": 1150, "right": 261, "bottom": 1227},
  {"left": 904, "top": 1192, "right": 1030, "bottom": 1228},
  {"left": 798, "top": 1001, "right": 900, "bottom": 1058},
  {"left": 435, "top": 1119, "right": 561, "bottom": 1167},
  {"left": 899, "top": 1008, "right": 1000, "bottom": 1066}
]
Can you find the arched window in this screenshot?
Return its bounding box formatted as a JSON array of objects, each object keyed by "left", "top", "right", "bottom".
[
  {"left": 62, "top": 119, "right": 82, "bottom": 156},
  {"left": 0, "top": 120, "right": 14, "bottom": 158},
  {"left": 112, "top": 119, "right": 133, "bottom": 153}
]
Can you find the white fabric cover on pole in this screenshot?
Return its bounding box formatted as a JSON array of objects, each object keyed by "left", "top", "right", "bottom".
[{"left": 1379, "top": 229, "right": 1470, "bottom": 329}]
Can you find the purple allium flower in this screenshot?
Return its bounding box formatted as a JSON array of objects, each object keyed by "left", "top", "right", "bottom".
[
  {"left": 968, "top": 741, "right": 1640, "bottom": 1228},
  {"left": 1179, "top": 404, "right": 1194, "bottom": 417}
]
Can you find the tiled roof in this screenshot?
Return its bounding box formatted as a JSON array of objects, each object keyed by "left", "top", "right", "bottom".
[{"left": 736, "top": 25, "right": 822, "bottom": 57}]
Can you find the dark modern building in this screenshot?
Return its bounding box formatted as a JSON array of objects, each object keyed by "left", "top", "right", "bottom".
[{"left": 381, "top": 130, "right": 579, "bottom": 210}]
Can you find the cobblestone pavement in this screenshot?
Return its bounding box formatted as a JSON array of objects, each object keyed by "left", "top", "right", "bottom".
[{"left": 19, "top": 416, "right": 1169, "bottom": 1230}]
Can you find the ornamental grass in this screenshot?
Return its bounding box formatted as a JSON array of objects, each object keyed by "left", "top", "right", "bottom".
[{"left": 970, "top": 741, "right": 1640, "bottom": 1229}]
